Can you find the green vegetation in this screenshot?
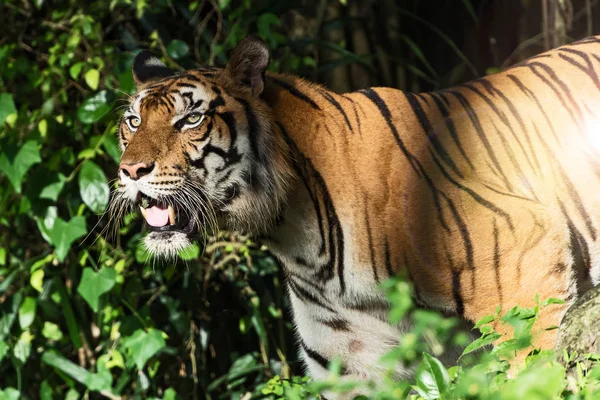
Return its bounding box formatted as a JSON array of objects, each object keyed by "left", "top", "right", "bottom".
[{"left": 0, "top": 1, "right": 599, "bottom": 399}]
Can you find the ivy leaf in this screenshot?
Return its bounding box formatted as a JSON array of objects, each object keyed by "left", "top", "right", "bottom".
[
  {"left": 0, "top": 140, "right": 42, "bottom": 193},
  {"left": 77, "top": 267, "right": 116, "bottom": 312},
  {"left": 0, "top": 93, "right": 17, "bottom": 127},
  {"left": 50, "top": 216, "right": 87, "bottom": 262},
  {"left": 78, "top": 161, "right": 109, "bottom": 213},
  {"left": 77, "top": 90, "right": 114, "bottom": 124},
  {"left": 121, "top": 329, "right": 166, "bottom": 370},
  {"left": 166, "top": 40, "right": 189, "bottom": 60},
  {"left": 18, "top": 296, "right": 37, "bottom": 330}
]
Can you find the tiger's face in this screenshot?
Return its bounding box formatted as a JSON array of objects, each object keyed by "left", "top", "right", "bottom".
[{"left": 112, "top": 38, "right": 292, "bottom": 257}]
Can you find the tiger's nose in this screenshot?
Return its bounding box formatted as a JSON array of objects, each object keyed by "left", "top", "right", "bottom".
[{"left": 119, "top": 162, "right": 155, "bottom": 180}]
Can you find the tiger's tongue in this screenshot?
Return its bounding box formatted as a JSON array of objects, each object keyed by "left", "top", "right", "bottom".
[{"left": 144, "top": 206, "right": 169, "bottom": 227}]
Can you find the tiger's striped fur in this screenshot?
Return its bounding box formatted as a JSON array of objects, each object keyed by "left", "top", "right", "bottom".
[{"left": 114, "top": 36, "right": 600, "bottom": 394}]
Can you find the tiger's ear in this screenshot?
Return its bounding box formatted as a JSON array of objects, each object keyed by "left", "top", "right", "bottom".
[
  {"left": 226, "top": 36, "right": 270, "bottom": 97},
  {"left": 132, "top": 51, "right": 174, "bottom": 87}
]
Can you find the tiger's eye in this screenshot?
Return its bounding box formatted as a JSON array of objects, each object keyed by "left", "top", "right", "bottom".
[
  {"left": 186, "top": 113, "right": 201, "bottom": 124},
  {"left": 129, "top": 116, "right": 141, "bottom": 128}
]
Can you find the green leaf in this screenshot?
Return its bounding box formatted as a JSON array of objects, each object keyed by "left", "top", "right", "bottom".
[
  {"left": 0, "top": 93, "right": 17, "bottom": 127},
  {"left": 78, "top": 161, "right": 109, "bottom": 213},
  {"left": 42, "top": 350, "right": 113, "bottom": 391},
  {"left": 414, "top": 353, "right": 450, "bottom": 400},
  {"left": 461, "top": 332, "right": 502, "bottom": 357},
  {"left": 166, "top": 40, "right": 189, "bottom": 60},
  {"left": 0, "top": 388, "right": 20, "bottom": 400},
  {"left": 102, "top": 133, "right": 121, "bottom": 165},
  {"left": 0, "top": 140, "right": 42, "bottom": 193},
  {"left": 474, "top": 315, "right": 495, "bottom": 329},
  {"left": 13, "top": 331, "right": 33, "bottom": 364},
  {"left": 77, "top": 267, "right": 117, "bottom": 312},
  {"left": 178, "top": 243, "right": 199, "bottom": 260},
  {"left": 0, "top": 340, "right": 8, "bottom": 363},
  {"left": 77, "top": 90, "right": 114, "bottom": 124},
  {"left": 18, "top": 297, "right": 37, "bottom": 330},
  {"left": 69, "top": 62, "right": 84, "bottom": 79},
  {"left": 39, "top": 173, "right": 66, "bottom": 201},
  {"left": 121, "top": 329, "right": 166, "bottom": 370},
  {"left": 85, "top": 69, "right": 100, "bottom": 90},
  {"left": 50, "top": 216, "right": 87, "bottom": 262},
  {"left": 42, "top": 322, "right": 64, "bottom": 341},
  {"left": 40, "top": 380, "right": 53, "bottom": 400}
]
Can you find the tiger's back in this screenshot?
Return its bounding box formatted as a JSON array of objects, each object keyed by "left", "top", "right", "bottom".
[{"left": 263, "top": 36, "right": 600, "bottom": 383}]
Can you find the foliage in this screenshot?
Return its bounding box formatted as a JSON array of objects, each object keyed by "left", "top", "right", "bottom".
[{"left": 1, "top": 0, "right": 599, "bottom": 399}]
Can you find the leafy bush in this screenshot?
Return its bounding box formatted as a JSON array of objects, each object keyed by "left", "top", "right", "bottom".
[{"left": 1, "top": 1, "right": 599, "bottom": 399}]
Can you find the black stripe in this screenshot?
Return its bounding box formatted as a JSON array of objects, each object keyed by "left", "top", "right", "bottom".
[
  {"left": 462, "top": 82, "right": 539, "bottom": 180},
  {"left": 429, "top": 149, "right": 515, "bottom": 232},
  {"left": 316, "top": 317, "right": 350, "bottom": 331},
  {"left": 560, "top": 201, "right": 591, "bottom": 283},
  {"left": 364, "top": 209, "right": 379, "bottom": 283},
  {"left": 445, "top": 90, "right": 514, "bottom": 191},
  {"left": 523, "top": 62, "right": 584, "bottom": 130},
  {"left": 384, "top": 240, "right": 393, "bottom": 277},
  {"left": 269, "top": 77, "right": 321, "bottom": 110},
  {"left": 287, "top": 277, "right": 337, "bottom": 314},
  {"left": 320, "top": 90, "right": 353, "bottom": 133},
  {"left": 452, "top": 269, "right": 465, "bottom": 315},
  {"left": 299, "top": 339, "right": 330, "bottom": 370},
  {"left": 441, "top": 193, "right": 474, "bottom": 272},
  {"left": 429, "top": 92, "right": 475, "bottom": 170},
  {"left": 492, "top": 219, "right": 503, "bottom": 303},
  {"left": 358, "top": 88, "right": 421, "bottom": 175},
  {"left": 343, "top": 95, "right": 362, "bottom": 134},
  {"left": 558, "top": 48, "right": 600, "bottom": 91},
  {"left": 473, "top": 79, "right": 542, "bottom": 176},
  {"left": 405, "top": 93, "right": 463, "bottom": 179}
]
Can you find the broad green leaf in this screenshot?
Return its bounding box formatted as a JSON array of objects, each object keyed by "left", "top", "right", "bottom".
[
  {"left": 18, "top": 296, "right": 37, "bottom": 329},
  {"left": 0, "top": 93, "right": 17, "bottom": 127},
  {"left": 39, "top": 173, "right": 66, "bottom": 201},
  {"left": 78, "top": 161, "right": 109, "bottom": 213},
  {"left": 77, "top": 267, "right": 116, "bottom": 312},
  {"left": 121, "top": 329, "right": 166, "bottom": 370},
  {"left": 0, "top": 140, "right": 42, "bottom": 193},
  {"left": 413, "top": 353, "right": 450, "bottom": 400},
  {"left": 51, "top": 216, "right": 87, "bottom": 262},
  {"left": 84, "top": 69, "right": 100, "bottom": 90},
  {"left": 42, "top": 350, "right": 113, "bottom": 391},
  {"left": 42, "top": 322, "right": 64, "bottom": 341},
  {"left": 0, "top": 388, "right": 20, "bottom": 400},
  {"left": 166, "top": 40, "right": 189, "bottom": 60},
  {"left": 69, "top": 62, "right": 84, "bottom": 79},
  {"left": 13, "top": 331, "right": 33, "bottom": 364},
  {"left": 77, "top": 90, "right": 114, "bottom": 124}
]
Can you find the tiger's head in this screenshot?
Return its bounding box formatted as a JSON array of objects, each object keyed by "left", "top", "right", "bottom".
[{"left": 112, "top": 37, "right": 293, "bottom": 257}]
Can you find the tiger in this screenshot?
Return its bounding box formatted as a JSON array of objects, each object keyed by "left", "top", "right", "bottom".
[{"left": 112, "top": 35, "right": 600, "bottom": 395}]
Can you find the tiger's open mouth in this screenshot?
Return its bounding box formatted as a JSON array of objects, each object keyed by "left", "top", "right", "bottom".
[{"left": 137, "top": 193, "right": 196, "bottom": 235}]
